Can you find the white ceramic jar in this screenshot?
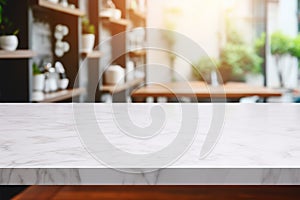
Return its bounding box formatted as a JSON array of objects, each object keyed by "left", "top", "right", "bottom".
[
  {"left": 104, "top": 65, "right": 125, "bottom": 85},
  {"left": 33, "top": 74, "right": 45, "bottom": 91},
  {"left": 81, "top": 34, "right": 95, "bottom": 53}
]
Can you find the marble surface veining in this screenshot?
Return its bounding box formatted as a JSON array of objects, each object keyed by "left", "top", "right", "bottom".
[{"left": 1, "top": 103, "right": 300, "bottom": 185}]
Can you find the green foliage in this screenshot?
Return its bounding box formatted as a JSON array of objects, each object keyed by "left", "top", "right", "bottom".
[
  {"left": 0, "top": 0, "right": 5, "bottom": 24},
  {"left": 193, "top": 25, "right": 263, "bottom": 82},
  {"left": 254, "top": 32, "right": 265, "bottom": 57},
  {"left": 271, "top": 31, "right": 293, "bottom": 55},
  {"left": 219, "top": 20, "right": 263, "bottom": 79},
  {"left": 0, "top": 17, "right": 19, "bottom": 35},
  {"left": 33, "top": 63, "right": 42, "bottom": 75},
  {"left": 289, "top": 35, "right": 300, "bottom": 59},
  {"left": 255, "top": 31, "right": 300, "bottom": 68},
  {"left": 193, "top": 44, "right": 262, "bottom": 82},
  {"left": 82, "top": 17, "right": 95, "bottom": 34},
  {"left": 256, "top": 31, "right": 294, "bottom": 56},
  {"left": 0, "top": 0, "right": 19, "bottom": 36},
  {"left": 192, "top": 57, "right": 220, "bottom": 81},
  {"left": 220, "top": 44, "right": 263, "bottom": 76},
  {"left": 225, "top": 18, "right": 245, "bottom": 45}
]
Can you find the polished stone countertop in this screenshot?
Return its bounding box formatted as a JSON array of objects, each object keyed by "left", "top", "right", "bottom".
[{"left": 1, "top": 103, "right": 300, "bottom": 185}]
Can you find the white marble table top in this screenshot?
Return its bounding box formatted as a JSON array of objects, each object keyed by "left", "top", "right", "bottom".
[
  {"left": 1, "top": 103, "right": 300, "bottom": 185},
  {"left": 1, "top": 103, "right": 300, "bottom": 169}
]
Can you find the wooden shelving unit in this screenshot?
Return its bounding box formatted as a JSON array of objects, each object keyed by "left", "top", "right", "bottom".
[
  {"left": 81, "top": 51, "right": 103, "bottom": 59},
  {"left": 33, "top": 0, "right": 85, "bottom": 102},
  {"left": 128, "top": 9, "right": 146, "bottom": 20},
  {"left": 37, "top": 0, "right": 85, "bottom": 16},
  {"left": 101, "top": 78, "right": 144, "bottom": 94},
  {"left": 0, "top": 0, "right": 96, "bottom": 102},
  {"left": 36, "top": 88, "right": 86, "bottom": 103},
  {"left": 129, "top": 50, "right": 146, "bottom": 58},
  {"left": 101, "top": 18, "right": 130, "bottom": 27},
  {"left": 0, "top": 0, "right": 148, "bottom": 103},
  {"left": 0, "top": 50, "right": 36, "bottom": 59},
  {"left": 96, "top": 0, "right": 148, "bottom": 102}
]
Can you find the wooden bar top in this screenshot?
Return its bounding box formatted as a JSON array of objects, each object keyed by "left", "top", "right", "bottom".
[{"left": 131, "top": 81, "right": 282, "bottom": 99}]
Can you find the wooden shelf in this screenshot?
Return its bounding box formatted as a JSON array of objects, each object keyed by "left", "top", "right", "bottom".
[
  {"left": 37, "top": 0, "right": 85, "bottom": 17},
  {"left": 0, "top": 50, "right": 36, "bottom": 59},
  {"left": 35, "top": 88, "right": 86, "bottom": 103},
  {"left": 110, "top": 18, "right": 129, "bottom": 26},
  {"left": 128, "top": 9, "right": 146, "bottom": 20},
  {"left": 81, "top": 51, "right": 103, "bottom": 59},
  {"left": 129, "top": 50, "right": 146, "bottom": 57},
  {"left": 100, "top": 17, "right": 130, "bottom": 27},
  {"left": 101, "top": 78, "right": 144, "bottom": 94}
]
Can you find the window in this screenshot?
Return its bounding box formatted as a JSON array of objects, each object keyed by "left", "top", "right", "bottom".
[{"left": 253, "top": 0, "right": 265, "bottom": 37}]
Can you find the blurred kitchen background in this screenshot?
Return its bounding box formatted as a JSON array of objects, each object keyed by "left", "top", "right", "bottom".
[{"left": 0, "top": 0, "right": 299, "bottom": 103}]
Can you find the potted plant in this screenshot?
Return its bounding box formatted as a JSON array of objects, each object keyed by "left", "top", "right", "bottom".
[
  {"left": 193, "top": 44, "right": 262, "bottom": 85},
  {"left": 32, "top": 63, "right": 45, "bottom": 91},
  {"left": 256, "top": 31, "right": 294, "bottom": 88},
  {"left": 220, "top": 44, "right": 263, "bottom": 83},
  {"left": 213, "top": 20, "right": 263, "bottom": 83},
  {"left": 192, "top": 57, "right": 220, "bottom": 84},
  {"left": 81, "top": 17, "right": 95, "bottom": 53},
  {"left": 0, "top": 0, "right": 19, "bottom": 51},
  {"left": 289, "top": 34, "right": 300, "bottom": 68}
]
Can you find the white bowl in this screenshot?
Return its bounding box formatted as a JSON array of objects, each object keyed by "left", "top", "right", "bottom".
[
  {"left": 0, "top": 35, "right": 18, "bottom": 51},
  {"left": 32, "top": 91, "right": 44, "bottom": 102},
  {"left": 47, "top": 0, "right": 59, "bottom": 4},
  {"left": 112, "top": 9, "right": 122, "bottom": 20},
  {"left": 100, "top": 8, "right": 122, "bottom": 20},
  {"left": 105, "top": 65, "right": 125, "bottom": 85}
]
